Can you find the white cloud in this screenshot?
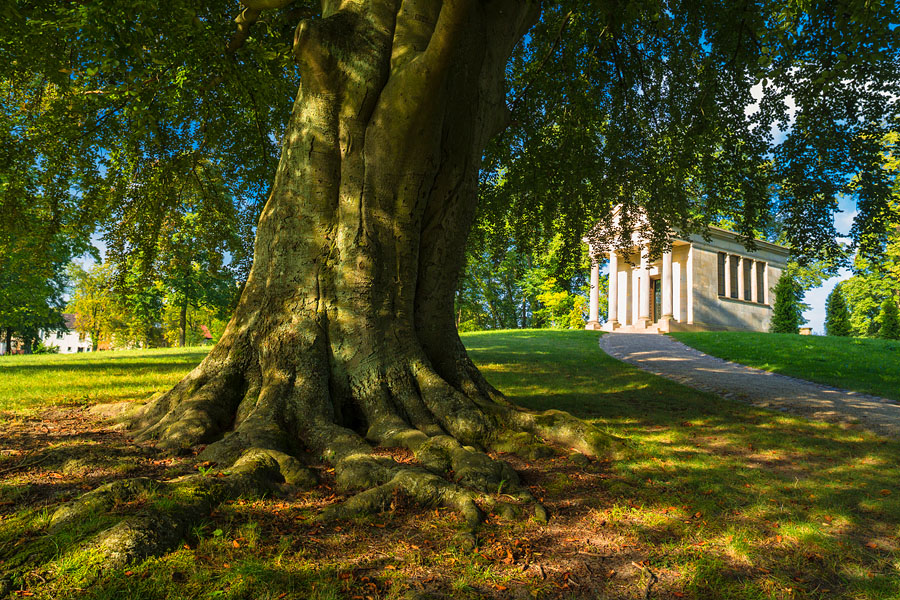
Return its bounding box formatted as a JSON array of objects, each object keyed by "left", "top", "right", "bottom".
[{"left": 745, "top": 81, "right": 795, "bottom": 143}]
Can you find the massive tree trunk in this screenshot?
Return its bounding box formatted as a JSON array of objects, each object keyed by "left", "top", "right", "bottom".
[{"left": 60, "top": 0, "right": 617, "bottom": 564}]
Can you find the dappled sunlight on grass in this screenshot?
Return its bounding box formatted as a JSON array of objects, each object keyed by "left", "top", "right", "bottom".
[
  {"left": 1, "top": 331, "right": 898, "bottom": 598},
  {"left": 466, "top": 330, "right": 900, "bottom": 599}
]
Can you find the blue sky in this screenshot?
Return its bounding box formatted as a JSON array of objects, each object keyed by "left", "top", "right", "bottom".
[{"left": 803, "top": 194, "right": 856, "bottom": 334}]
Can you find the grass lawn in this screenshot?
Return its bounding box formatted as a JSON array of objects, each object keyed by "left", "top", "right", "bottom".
[
  {"left": 0, "top": 347, "right": 210, "bottom": 412},
  {"left": 670, "top": 331, "right": 900, "bottom": 401},
  {"left": 1, "top": 330, "right": 898, "bottom": 599}
]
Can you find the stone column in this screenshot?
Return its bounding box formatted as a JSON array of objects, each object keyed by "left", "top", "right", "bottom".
[
  {"left": 750, "top": 260, "right": 758, "bottom": 303},
  {"left": 723, "top": 253, "right": 731, "bottom": 298},
  {"left": 660, "top": 249, "right": 673, "bottom": 330},
  {"left": 606, "top": 251, "right": 619, "bottom": 330},
  {"left": 631, "top": 267, "right": 639, "bottom": 326},
  {"left": 638, "top": 249, "right": 651, "bottom": 327},
  {"left": 586, "top": 257, "right": 602, "bottom": 330},
  {"left": 737, "top": 256, "right": 745, "bottom": 301}
]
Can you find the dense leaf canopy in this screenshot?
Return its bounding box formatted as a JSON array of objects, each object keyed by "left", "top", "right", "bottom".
[{"left": 2, "top": 0, "right": 899, "bottom": 279}]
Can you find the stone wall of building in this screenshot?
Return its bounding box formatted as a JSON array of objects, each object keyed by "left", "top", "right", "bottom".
[
  {"left": 599, "top": 226, "right": 788, "bottom": 333},
  {"left": 688, "top": 235, "right": 786, "bottom": 332}
]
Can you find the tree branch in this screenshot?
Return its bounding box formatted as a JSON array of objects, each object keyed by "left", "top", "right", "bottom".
[
  {"left": 421, "top": 0, "right": 475, "bottom": 76},
  {"left": 227, "top": 7, "right": 263, "bottom": 54},
  {"left": 228, "top": 1, "right": 317, "bottom": 56},
  {"left": 507, "top": 10, "right": 576, "bottom": 115},
  {"left": 241, "top": 0, "right": 297, "bottom": 10}
]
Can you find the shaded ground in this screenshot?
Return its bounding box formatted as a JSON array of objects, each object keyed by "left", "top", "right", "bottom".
[
  {"left": 599, "top": 332, "right": 900, "bottom": 438},
  {"left": 1, "top": 331, "right": 899, "bottom": 599},
  {"left": 0, "top": 406, "right": 195, "bottom": 513},
  {"left": 0, "top": 406, "right": 667, "bottom": 599}
]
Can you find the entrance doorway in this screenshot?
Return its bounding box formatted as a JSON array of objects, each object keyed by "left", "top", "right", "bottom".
[{"left": 651, "top": 278, "right": 662, "bottom": 322}]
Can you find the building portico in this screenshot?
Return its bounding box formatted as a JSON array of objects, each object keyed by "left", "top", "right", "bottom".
[{"left": 585, "top": 225, "right": 790, "bottom": 333}]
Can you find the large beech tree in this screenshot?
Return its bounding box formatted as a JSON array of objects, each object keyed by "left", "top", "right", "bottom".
[{"left": 4, "top": 0, "right": 899, "bottom": 562}]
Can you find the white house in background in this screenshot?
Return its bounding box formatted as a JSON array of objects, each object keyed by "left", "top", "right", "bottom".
[
  {"left": 41, "top": 313, "right": 93, "bottom": 353},
  {"left": 585, "top": 210, "right": 790, "bottom": 333}
]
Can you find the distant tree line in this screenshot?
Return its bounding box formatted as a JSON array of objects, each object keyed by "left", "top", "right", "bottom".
[
  {"left": 456, "top": 228, "right": 598, "bottom": 332},
  {"left": 1, "top": 160, "right": 246, "bottom": 354}
]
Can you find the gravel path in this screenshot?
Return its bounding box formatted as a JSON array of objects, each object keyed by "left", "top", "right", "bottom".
[{"left": 598, "top": 332, "right": 900, "bottom": 438}]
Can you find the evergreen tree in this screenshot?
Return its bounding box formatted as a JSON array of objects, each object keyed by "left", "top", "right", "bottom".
[
  {"left": 770, "top": 273, "right": 805, "bottom": 334},
  {"left": 825, "top": 284, "right": 852, "bottom": 337},
  {"left": 878, "top": 297, "right": 900, "bottom": 340}
]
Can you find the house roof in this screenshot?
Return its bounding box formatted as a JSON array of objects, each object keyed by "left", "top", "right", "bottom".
[
  {"left": 63, "top": 313, "right": 78, "bottom": 329},
  {"left": 586, "top": 205, "right": 790, "bottom": 259},
  {"left": 690, "top": 225, "right": 791, "bottom": 257}
]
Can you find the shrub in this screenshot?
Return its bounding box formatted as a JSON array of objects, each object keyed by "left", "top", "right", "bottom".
[
  {"left": 535, "top": 278, "right": 590, "bottom": 329},
  {"left": 770, "top": 273, "right": 805, "bottom": 334},
  {"left": 32, "top": 341, "right": 60, "bottom": 354},
  {"left": 877, "top": 297, "right": 900, "bottom": 340}
]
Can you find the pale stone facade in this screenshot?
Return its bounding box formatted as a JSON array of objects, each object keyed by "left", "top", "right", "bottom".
[
  {"left": 40, "top": 314, "right": 93, "bottom": 353},
  {"left": 585, "top": 227, "right": 790, "bottom": 333}
]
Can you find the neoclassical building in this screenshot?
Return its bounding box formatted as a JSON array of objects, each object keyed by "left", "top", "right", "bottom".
[{"left": 585, "top": 225, "right": 790, "bottom": 333}]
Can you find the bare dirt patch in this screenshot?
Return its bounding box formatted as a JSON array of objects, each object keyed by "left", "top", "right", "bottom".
[{"left": 0, "top": 406, "right": 195, "bottom": 514}]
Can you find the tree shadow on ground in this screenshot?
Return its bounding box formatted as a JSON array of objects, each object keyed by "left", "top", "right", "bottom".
[{"left": 467, "top": 330, "right": 900, "bottom": 599}]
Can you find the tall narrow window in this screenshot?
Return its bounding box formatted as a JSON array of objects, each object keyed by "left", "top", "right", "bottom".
[
  {"left": 743, "top": 259, "right": 752, "bottom": 301},
  {"left": 756, "top": 261, "right": 766, "bottom": 303},
  {"left": 717, "top": 252, "right": 726, "bottom": 296},
  {"left": 729, "top": 255, "right": 739, "bottom": 298}
]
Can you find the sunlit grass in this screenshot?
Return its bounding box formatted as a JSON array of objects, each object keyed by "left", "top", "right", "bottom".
[
  {"left": 670, "top": 331, "right": 900, "bottom": 401},
  {"left": 0, "top": 347, "right": 210, "bottom": 412}
]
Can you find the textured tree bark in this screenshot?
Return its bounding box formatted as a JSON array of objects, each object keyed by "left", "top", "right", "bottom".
[{"left": 65, "top": 1, "right": 618, "bottom": 561}]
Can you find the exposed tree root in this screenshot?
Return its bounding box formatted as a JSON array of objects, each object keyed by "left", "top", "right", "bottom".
[
  {"left": 50, "top": 449, "right": 289, "bottom": 566},
  {"left": 53, "top": 370, "right": 618, "bottom": 569}
]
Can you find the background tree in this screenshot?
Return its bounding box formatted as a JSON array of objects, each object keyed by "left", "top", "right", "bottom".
[
  {"left": 102, "top": 159, "right": 244, "bottom": 347},
  {"left": 842, "top": 133, "right": 900, "bottom": 336},
  {"left": 161, "top": 301, "right": 227, "bottom": 347},
  {"left": 770, "top": 272, "right": 805, "bottom": 334},
  {"left": 0, "top": 231, "right": 71, "bottom": 354},
  {"left": 5, "top": 0, "right": 900, "bottom": 564},
  {"left": 67, "top": 263, "right": 120, "bottom": 351},
  {"left": 877, "top": 297, "right": 900, "bottom": 340},
  {"left": 843, "top": 253, "right": 898, "bottom": 336},
  {"left": 459, "top": 230, "right": 594, "bottom": 331},
  {"left": 457, "top": 231, "right": 594, "bottom": 331},
  {"left": 825, "top": 283, "right": 852, "bottom": 337},
  {"left": 456, "top": 248, "right": 528, "bottom": 330}
]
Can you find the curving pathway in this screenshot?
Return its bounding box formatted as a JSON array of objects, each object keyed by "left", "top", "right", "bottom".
[{"left": 598, "top": 332, "right": 900, "bottom": 438}]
